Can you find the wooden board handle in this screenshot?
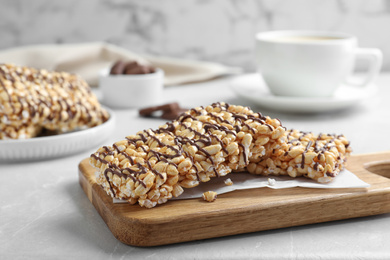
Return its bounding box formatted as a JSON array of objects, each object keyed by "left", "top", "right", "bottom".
[
  {"left": 365, "top": 162, "right": 390, "bottom": 179},
  {"left": 348, "top": 150, "right": 390, "bottom": 179}
]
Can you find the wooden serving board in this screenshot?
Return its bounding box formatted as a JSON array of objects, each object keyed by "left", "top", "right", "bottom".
[{"left": 79, "top": 151, "right": 390, "bottom": 247}]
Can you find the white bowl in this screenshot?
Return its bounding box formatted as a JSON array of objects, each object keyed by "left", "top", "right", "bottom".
[{"left": 99, "top": 68, "right": 164, "bottom": 108}]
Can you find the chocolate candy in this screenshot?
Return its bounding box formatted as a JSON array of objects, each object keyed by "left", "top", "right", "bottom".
[
  {"left": 109, "top": 61, "right": 127, "bottom": 75},
  {"left": 139, "top": 103, "right": 188, "bottom": 120},
  {"left": 109, "top": 60, "right": 156, "bottom": 75}
]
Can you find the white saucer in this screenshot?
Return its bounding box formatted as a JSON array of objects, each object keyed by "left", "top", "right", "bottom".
[
  {"left": 0, "top": 107, "right": 115, "bottom": 163},
  {"left": 230, "top": 74, "right": 377, "bottom": 113}
]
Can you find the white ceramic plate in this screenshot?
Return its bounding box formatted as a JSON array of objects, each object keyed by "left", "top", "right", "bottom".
[
  {"left": 0, "top": 107, "right": 115, "bottom": 163},
  {"left": 230, "top": 74, "right": 378, "bottom": 113}
]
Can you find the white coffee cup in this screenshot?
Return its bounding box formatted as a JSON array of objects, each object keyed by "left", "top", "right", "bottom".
[{"left": 255, "top": 31, "right": 383, "bottom": 97}]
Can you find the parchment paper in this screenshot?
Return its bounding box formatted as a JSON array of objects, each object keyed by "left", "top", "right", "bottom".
[{"left": 113, "top": 169, "right": 370, "bottom": 203}]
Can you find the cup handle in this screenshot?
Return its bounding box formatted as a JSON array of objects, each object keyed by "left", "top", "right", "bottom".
[{"left": 346, "top": 48, "right": 383, "bottom": 87}]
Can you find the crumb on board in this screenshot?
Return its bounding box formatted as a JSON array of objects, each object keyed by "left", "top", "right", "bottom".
[
  {"left": 202, "top": 191, "right": 218, "bottom": 202},
  {"left": 224, "top": 178, "right": 233, "bottom": 186},
  {"left": 268, "top": 178, "right": 276, "bottom": 186}
]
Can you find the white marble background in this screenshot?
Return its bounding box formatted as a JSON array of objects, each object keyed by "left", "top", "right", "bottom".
[{"left": 0, "top": 0, "right": 389, "bottom": 71}]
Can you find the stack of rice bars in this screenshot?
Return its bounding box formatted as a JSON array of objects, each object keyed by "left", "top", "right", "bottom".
[
  {"left": 90, "top": 102, "right": 351, "bottom": 208},
  {"left": 0, "top": 63, "right": 109, "bottom": 140}
]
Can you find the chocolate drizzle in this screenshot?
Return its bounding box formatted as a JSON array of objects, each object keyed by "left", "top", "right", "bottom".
[
  {"left": 238, "top": 143, "right": 248, "bottom": 165},
  {"left": 301, "top": 140, "right": 313, "bottom": 168},
  {"left": 313, "top": 162, "right": 319, "bottom": 171}
]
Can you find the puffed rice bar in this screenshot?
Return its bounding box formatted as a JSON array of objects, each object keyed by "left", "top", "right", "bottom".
[
  {"left": 0, "top": 63, "right": 109, "bottom": 139},
  {"left": 90, "top": 102, "right": 352, "bottom": 208},
  {"left": 246, "top": 129, "right": 352, "bottom": 183},
  {"left": 90, "top": 102, "right": 286, "bottom": 208}
]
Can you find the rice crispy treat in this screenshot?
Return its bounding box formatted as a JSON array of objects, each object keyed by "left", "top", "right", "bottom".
[
  {"left": 246, "top": 129, "right": 352, "bottom": 183},
  {"left": 0, "top": 63, "right": 109, "bottom": 139},
  {"left": 90, "top": 102, "right": 286, "bottom": 208},
  {"left": 90, "top": 102, "right": 352, "bottom": 208}
]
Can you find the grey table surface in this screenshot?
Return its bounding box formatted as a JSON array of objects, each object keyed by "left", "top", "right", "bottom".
[{"left": 1, "top": 73, "right": 390, "bottom": 260}]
